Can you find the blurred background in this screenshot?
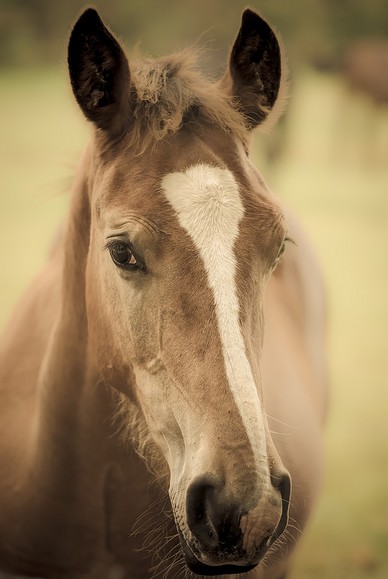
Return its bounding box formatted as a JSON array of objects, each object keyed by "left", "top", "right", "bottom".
[{"left": 0, "top": 1, "right": 387, "bottom": 577}]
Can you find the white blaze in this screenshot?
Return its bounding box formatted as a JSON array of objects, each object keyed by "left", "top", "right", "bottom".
[{"left": 161, "top": 164, "right": 267, "bottom": 455}]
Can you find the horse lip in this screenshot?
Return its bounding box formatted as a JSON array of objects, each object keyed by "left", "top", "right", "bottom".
[{"left": 176, "top": 526, "right": 258, "bottom": 576}]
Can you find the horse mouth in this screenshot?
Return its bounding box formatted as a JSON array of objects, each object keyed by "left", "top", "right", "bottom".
[
  {"left": 176, "top": 527, "right": 258, "bottom": 576},
  {"left": 175, "top": 486, "right": 290, "bottom": 576}
]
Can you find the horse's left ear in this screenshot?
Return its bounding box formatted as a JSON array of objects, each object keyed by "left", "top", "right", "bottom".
[
  {"left": 224, "top": 9, "right": 285, "bottom": 130},
  {"left": 68, "top": 8, "right": 131, "bottom": 136}
]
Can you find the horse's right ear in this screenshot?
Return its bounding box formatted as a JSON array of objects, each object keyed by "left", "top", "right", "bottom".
[{"left": 68, "top": 8, "right": 131, "bottom": 136}]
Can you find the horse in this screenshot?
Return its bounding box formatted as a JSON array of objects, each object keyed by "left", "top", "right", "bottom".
[{"left": 0, "top": 8, "right": 327, "bottom": 579}]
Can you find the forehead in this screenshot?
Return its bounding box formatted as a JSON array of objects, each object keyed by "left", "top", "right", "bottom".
[{"left": 94, "top": 127, "right": 283, "bottom": 235}]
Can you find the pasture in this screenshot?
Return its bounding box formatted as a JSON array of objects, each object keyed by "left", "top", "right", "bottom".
[{"left": 0, "top": 67, "right": 387, "bottom": 578}]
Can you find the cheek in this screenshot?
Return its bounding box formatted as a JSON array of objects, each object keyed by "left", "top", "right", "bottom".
[
  {"left": 121, "top": 289, "right": 163, "bottom": 365},
  {"left": 133, "top": 367, "right": 185, "bottom": 473},
  {"left": 237, "top": 273, "right": 265, "bottom": 342},
  {"left": 86, "top": 250, "right": 137, "bottom": 361}
]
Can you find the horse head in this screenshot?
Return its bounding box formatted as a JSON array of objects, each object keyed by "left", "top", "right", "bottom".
[{"left": 68, "top": 8, "right": 291, "bottom": 575}]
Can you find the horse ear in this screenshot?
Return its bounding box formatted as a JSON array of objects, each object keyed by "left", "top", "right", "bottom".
[
  {"left": 68, "top": 8, "right": 131, "bottom": 136},
  {"left": 225, "top": 9, "right": 284, "bottom": 130}
]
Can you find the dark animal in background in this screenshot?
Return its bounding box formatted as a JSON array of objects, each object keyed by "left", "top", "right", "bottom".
[{"left": 342, "top": 39, "right": 388, "bottom": 104}]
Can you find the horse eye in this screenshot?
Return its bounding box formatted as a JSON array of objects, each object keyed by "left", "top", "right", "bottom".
[
  {"left": 272, "top": 240, "right": 287, "bottom": 270},
  {"left": 278, "top": 241, "right": 286, "bottom": 258},
  {"left": 108, "top": 241, "right": 139, "bottom": 270}
]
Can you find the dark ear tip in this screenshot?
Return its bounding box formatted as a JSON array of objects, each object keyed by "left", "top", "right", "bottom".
[
  {"left": 242, "top": 8, "right": 259, "bottom": 19},
  {"left": 72, "top": 7, "right": 103, "bottom": 32},
  {"left": 241, "top": 8, "right": 272, "bottom": 35},
  {"left": 69, "top": 7, "right": 107, "bottom": 61}
]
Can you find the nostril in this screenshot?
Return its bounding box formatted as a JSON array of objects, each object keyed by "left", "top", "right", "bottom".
[
  {"left": 271, "top": 471, "right": 291, "bottom": 544},
  {"left": 186, "top": 477, "right": 217, "bottom": 548},
  {"left": 271, "top": 469, "right": 291, "bottom": 500},
  {"left": 278, "top": 472, "right": 291, "bottom": 508},
  {"left": 186, "top": 476, "right": 240, "bottom": 550}
]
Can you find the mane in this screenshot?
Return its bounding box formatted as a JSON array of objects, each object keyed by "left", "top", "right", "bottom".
[{"left": 126, "top": 47, "right": 248, "bottom": 153}]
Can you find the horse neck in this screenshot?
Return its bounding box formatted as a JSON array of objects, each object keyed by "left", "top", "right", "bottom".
[{"left": 30, "top": 146, "right": 111, "bottom": 479}]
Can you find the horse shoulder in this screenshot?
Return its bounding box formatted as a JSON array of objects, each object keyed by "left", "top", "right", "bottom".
[{"left": 0, "top": 256, "right": 61, "bottom": 482}]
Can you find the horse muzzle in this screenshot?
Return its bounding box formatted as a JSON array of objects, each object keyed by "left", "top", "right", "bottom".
[
  {"left": 175, "top": 472, "right": 291, "bottom": 575},
  {"left": 177, "top": 526, "right": 258, "bottom": 575}
]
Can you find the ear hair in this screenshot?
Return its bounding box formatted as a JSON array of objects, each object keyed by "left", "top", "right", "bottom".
[{"left": 68, "top": 8, "right": 131, "bottom": 136}]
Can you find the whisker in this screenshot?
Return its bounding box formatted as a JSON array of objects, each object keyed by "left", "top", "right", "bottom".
[
  {"left": 265, "top": 412, "right": 300, "bottom": 430},
  {"left": 269, "top": 429, "right": 291, "bottom": 436}
]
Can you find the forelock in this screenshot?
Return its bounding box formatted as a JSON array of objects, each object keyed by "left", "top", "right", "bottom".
[{"left": 126, "top": 48, "right": 248, "bottom": 153}]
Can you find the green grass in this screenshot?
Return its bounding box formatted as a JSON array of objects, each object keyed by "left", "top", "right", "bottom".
[{"left": 0, "top": 68, "right": 387, "bottom": 578}]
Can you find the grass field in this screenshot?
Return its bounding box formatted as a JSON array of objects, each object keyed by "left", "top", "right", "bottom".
[{"left": 0, "top": 68, "right": 387, "bottom": 578}]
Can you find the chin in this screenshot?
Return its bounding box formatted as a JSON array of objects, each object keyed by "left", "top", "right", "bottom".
[{"left": 178, "top": 527, "right": 259, "bottom": 576}]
